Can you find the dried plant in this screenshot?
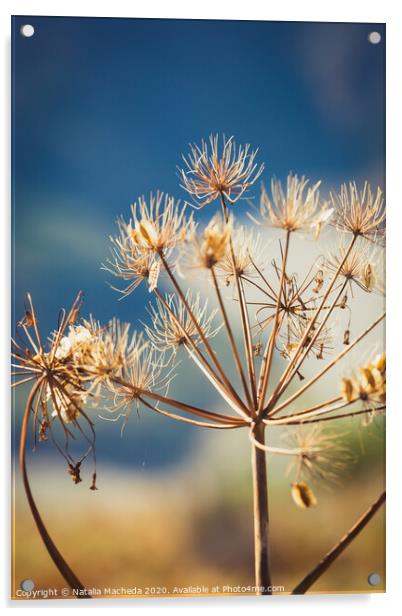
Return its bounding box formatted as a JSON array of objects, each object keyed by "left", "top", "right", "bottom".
[
  {"left": 179, "top": 134, "right": 264, "bottom": 207},
  {"left": 13, "top": 134, "right": 386, "bottom": 597}
]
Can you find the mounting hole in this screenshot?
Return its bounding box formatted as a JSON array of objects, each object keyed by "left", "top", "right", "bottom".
[
  {"left": 20, "top": 579, "right": 35, "bottom": 592},
  {"left": 368, "top": 31, "right": 381, "bottom": 45},
  {"left": 368, "top": 572, "right": 381, "bottom": 586},
  {"left": 20, "top": 24, "right": 35, "bottom": 38}
]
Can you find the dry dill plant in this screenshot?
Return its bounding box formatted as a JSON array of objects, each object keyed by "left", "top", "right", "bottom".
[
  {"left": 12, "top": 294, "right": 152, "bottom": 595},
  {"left": 14, "top": 134, "right": 386, "bottom": 597},
  {"left": 100, "top": 135, "right": 386, "bottom": 595}
]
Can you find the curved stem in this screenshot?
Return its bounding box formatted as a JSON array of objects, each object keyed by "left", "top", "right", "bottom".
[
  {"left": 292, "top": 491, "right": 385, "bottom": 594},
  {"left": 19, "top": 379, "right": 90, "bottom": 597}
]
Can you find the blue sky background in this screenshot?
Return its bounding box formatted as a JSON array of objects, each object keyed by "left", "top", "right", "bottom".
[{"left": 12, "top": 16, "right": 385, "bottom": 469}]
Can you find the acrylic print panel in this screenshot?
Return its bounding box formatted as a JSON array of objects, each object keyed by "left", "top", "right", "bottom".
[{"left": 11, "top": 16, "right": 385, "bottom": 600}]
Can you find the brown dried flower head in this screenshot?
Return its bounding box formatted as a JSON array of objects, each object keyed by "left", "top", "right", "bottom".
[
  {"left": 216, "top": 225, "right": 265, "bottom": 282},
  {"left": 341, "top": 353, "right": 386, "bottom": 405},
  {"left": 12, "top": 292, "right": 97, "bottom": 483},
  {"left": 145, "top": 291, "right": 221, "bottom": 352},
  {"left": 179, "top": 134, "right": 264, "bottom": 207},
  {"left": 129, "top": 192, "right": 193, "bottom": 252},
  {"left": 73, "top": 317, "right": 152, "bottom": 394},
  {"left": 331, "top": 181, "right": 385, "bottom": 239},
  {"left": 104, "top": 335, "right": 173, "bottom": 419},
  {"left": 287, "top": 425, "right": 352, "bottom": 487},
  {"left": 103, "top": 215, "right": 160, "bottom": 297},
  {"left": 255, "top": 174, "right": 332, "bottom": 235},
  {"left": 325, "top": 240, "right": 384, "bottom": 294},
  {"left": 186, "top": 214, "right": 232, "bottom": 269},
  {"left": 281, "top": 318, "right": 333, "bottom": 363}
]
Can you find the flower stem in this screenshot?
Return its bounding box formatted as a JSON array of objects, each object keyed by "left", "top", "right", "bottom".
[
  {"left": 220, "top": 193, "right": 258, "bottom": 408},
  {"left": 292, "top": 491, "right": 385, "bottom": 594},
  {"left": 211, "top": 266, "right": 253, "bottom": 410},
  {"left": 264, "top": 234, "right": 357, "bottom": 416},
  {"left": 250, "top": 422, "right": 272, "bottom": 594},
  {"left": 19, "top": 379, "right": 90, "bottom": 597},
  {"left": 257, "top": 230, "right": 291, "bottom": 412},
  {"left": 267, "top": 312, "right": 385, "bottom": 416}
]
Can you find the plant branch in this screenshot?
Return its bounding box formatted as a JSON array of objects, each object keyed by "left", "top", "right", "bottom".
[
  {"left": 274, "top": 279, "right": 348, "bottom": 404},
  {"left": 250, "top": 422, "right": 272, "bottom": 594},
  {"left": 19, "top": 378, "right": 90, "bottom": 596},
  {"left": 220, "top": 193, "right": 258, "bottom": 409},
  {"left": 158, "top": 251, "right": 248, "bottom": 415},
  {"left": 267, "top": 312, "right": 385, "bottom": 416},
  {"left": 110, "top": 376, "right": 248, "bottom": 425},
  {"left": 210, "top": 266, "right": 253, "bottom": 409},
  {"left": 139, "top": 396, "right": 246, "bottom": 429},
  {"left": 292, "top": 491, "right": 386, "bottom": 594},
  {"left": 264, "top": 234, "right": 357, "bottom": 416},
  {"left": 275, "top": 405, "right": 385, "bottom": 425},
  {"left": 257, "top": 231, "right": 291, "bottom": 412}
]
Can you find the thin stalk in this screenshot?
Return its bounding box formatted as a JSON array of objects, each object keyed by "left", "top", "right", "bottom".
[
  {"left": 139, "top": 397, "right": 245, "bottom": 430},
  {"left": 250, "top": 422, "right": 272, "bottom": 594},
  {"left": 292, "top": 491, "right": 386, "bottom": 594},
  {"left": 110, "top": 376, "right": 246, "bottom": 425},
  {"left": 19, "top": 379, "right": 90, "bottom": 596},
  {"left": 153, "top": 287, "right": 228, "bottom": 391},
  {"left": 275, "top": 405, "right": 385, "bottom": 426},
  {"left": 264, "top": 234, "right": 357, "bottom": 416},
  {"left": 158, "top": 251, "right": 247, "bottom": 414},
  {"left": 265, "top": 396, "right": 343, "bottom": 424},
  {"left": 257, "top": 231, "right": 291, "bottom": 411},
  {"left": 267, "top": 312, "right": 385, "bottom": 417},
  {"left": 210, "top": 266, "right": 253, "bottom": 410},
  {"left": 270, "top": 279, "right": 348, "bottom": 410},
  {"left": 239, "top": 276, "right": 258, "bottom": 407},
  {"left": 249, "top": 432, "right": 307, "bottom": 456},
  {"left": 220, "top": 193, "right": 258, "bottom": 408}
]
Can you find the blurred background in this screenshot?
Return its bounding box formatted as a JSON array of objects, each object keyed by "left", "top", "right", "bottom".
[{"left": 12, "top": 16, "right": 385, "bottom": 597}]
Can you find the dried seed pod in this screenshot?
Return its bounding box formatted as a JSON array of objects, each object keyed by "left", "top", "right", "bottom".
[
  {"left": 69, "top": 306, "right": 80, "bottom": 325},
  {"left": 38, "top": 419, "right": 49, "bottom": 442},
  {"left": 18, "top": 310, "right": 34, "bottom": 328},
  {"left": 148, "top": 259, "right": 160, "bottom": 292},
  {"left": 362, "top": 263, "right": 375, "bottom": 291},
  {"left": 90, "top": 473, "right": 98, "bottom": 491},
  {"left": 297, "top": 295, "right": 307, "bottom": 311},
  {"left": 360, "top": 367, "right": 376, "bottom": 390},
  {"left": 312, "top": 270, "right": 324, "bottom": 293},
  {"left": 375, "top": 353, "right": 386, "bottom": 374},
  {"left": 316, "top": 343, "right": 324, "bottom": 360},
  {"left": 68, "top": 462, "right": 82, "bottom": 485},
  {"left": 253, "top": 341, "right": 262, "bottom": 357},
  {"left": 291, "top": 481, "right": 317, "bottom": 508},
  {"left": 339, "top": 294, "right": 348, "bottom": 309},
  {"left": 341, "top": 377, "right": 355, "bottom": 402}
]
